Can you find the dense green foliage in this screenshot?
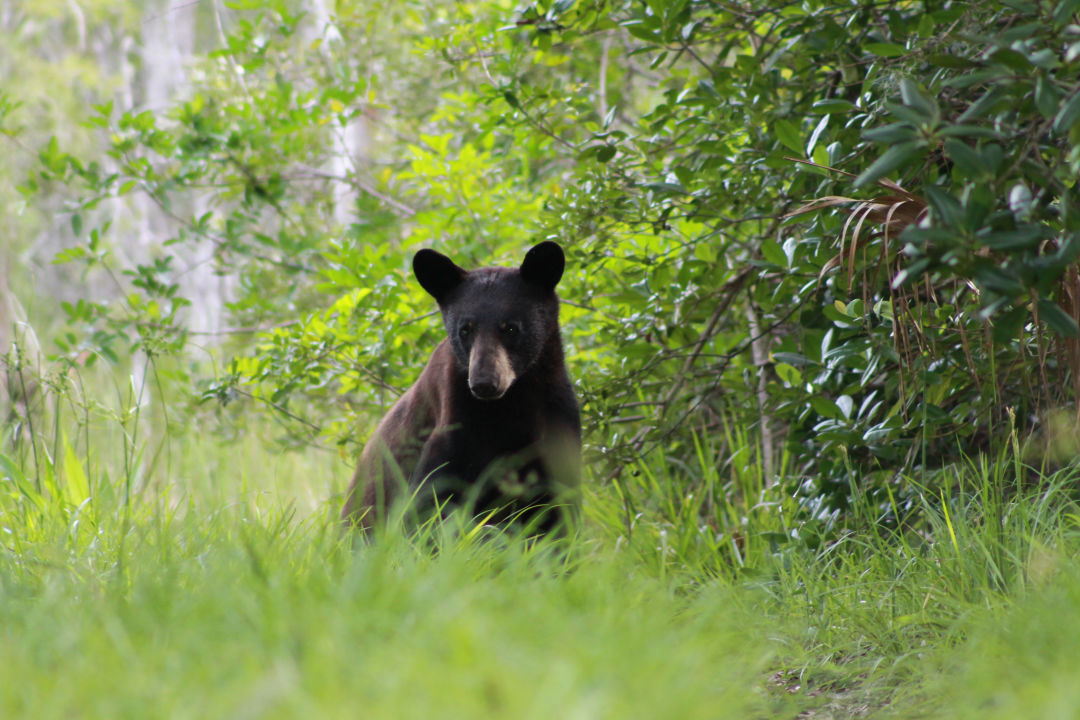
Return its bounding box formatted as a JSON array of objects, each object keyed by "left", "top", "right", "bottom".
[
  {"left": 14, "top": 0, "right": 1078, "bottom": 536},
  {"left": 2, "top": 413, "right": 1080, "bottom": 717},
  {"left": 4, "top": 3, "right": 1080, "bottom": 714}
]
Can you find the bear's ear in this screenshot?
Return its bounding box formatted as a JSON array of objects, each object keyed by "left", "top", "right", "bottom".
[
  {"left": 413, "top": 249, "right": 466, "bottom": 303},
  {"left": 520, "top": 241, "right": 565, "bottom": 292}
]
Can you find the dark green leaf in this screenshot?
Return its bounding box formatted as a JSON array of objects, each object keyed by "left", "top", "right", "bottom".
[
  {"left": 900, "top": 78, "right": 938, "bottom": 119},
  {"left": 975, "top": 266, "right": 1025, "bottom": 295},
  {"left": 892, "top": 258, "right": 930, "bottom": 288},
  {"left": 774, "top": 118, "right": 803, "bottom": 154},
  {"left": 772, "top": 352, "right": 813, "bottom": 366},
  {"left": 865, "top": 42, "right": 906, "bottom": 58},
  {"left": 925, "top": 186, "right": 965, "bottom": 229},
  {"left": 1053, "top": 91, "right": 1080, "bottom": 135},
  {"left": 1038, "top": 299, "right": 1079, "bottom": 337},
  {"left": 976, "top": 227, "right": 1043, "bottom": 251},
  {"left": 885, "top": 101, "right": 934, "bottom": 126},
  {"left": 926, "top": 54, "right": 977, "bottom": 69},
  {"left": 811, "top": 99, "right": 857, "bottom": 114},
  {"left": 943, "top": 139, "right": 986, "bottom": 177},
  {"left": 862, "top": 122, "right": 917, "bottom": 144},
  {"left": 987, "top": 48, "right": 1031, "bottom": 71},
  {"left": 1054, "top": 0, "right": 1080, "bottom": 26},
  {"left": 1055, "top": 231, "right": 1080, "bottom": 265},
  {"left": 937, "top": 125, "right": 1003, "bottom": 140},
  {"left": 854, "top": 141, "right": 923, "bottom": 189},
  {"left": 991, "top": 305, "right": 1027, "bottom": 344},
  {"left": 944, "top": 68, "right": 1013, "bottom": 88},
  {"left": 623, "top": 21, "right": 662, "bottom": 42},
  {"left": 810, "top": 396, "right": 844, "bottom": 420},
  {"left": 957, "top": 87, "right": 1006, "bottom": 122},
  {"left": 761, "top": 239, "right": 787, "bottom": 267},
  {"left": 1035, "top": 75, "right": 1061, "bottom": 119}
]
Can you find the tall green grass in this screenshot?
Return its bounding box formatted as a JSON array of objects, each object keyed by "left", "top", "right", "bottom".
[{"left": 3, "top": 368, "right": 1080, "bottom": 718}]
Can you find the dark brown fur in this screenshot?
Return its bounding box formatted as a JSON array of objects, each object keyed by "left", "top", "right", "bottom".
[{"left": 340, "top": 242, "right": 581, "bottom": 534}]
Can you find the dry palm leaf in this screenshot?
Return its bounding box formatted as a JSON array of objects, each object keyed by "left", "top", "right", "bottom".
[{"left": 783, "top": 157, "right": 928, "bottom": 289}]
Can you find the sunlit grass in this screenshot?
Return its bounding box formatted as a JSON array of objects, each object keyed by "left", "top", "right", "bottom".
[
  {"left": 3, "top": 375, "right": 1080, "bottom": 718},
  {"left": 0, "top": 475, "right": 784, "bottom": 718}
]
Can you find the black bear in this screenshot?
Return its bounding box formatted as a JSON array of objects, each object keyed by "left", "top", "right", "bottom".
[{"left": 340, "top": 241, "right": 581, "bottom": 534}]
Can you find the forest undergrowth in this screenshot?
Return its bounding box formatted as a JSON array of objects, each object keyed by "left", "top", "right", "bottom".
[
  {"left": 2, "top": 371, "right": 1079, "bottom": 719},
  {"left": 4, "top": 1, "right": 1080, "bottom": 716}
]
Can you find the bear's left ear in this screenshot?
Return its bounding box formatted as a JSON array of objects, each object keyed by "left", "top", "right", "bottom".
[
  {"left": 520, "top": 241, "right": 565, "bottom": 292},
  {"left": 414, "top": 249, "right": 466, "bottom": 303}
]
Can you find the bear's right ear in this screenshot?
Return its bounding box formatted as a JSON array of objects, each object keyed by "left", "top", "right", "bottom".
[
  {"left": 413, "top": 249, "right": 466, "bottom": 303},
  {"left": 520, "top": 241, "right": 565, "bottom": 292}
]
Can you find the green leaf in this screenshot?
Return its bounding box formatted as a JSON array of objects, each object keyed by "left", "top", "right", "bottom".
[
  {"left": 862, "top": 122, "right": 917, "bottom": 144},
  {"left": 958, "top": 87, "right": 1006, "bottom": 122},
  {"left": 1053, "top": 91, "right": 1080, "bottom": 135},
  {"left": 892, "top": 258, "right": 930, "bottom": 288},
  {"left": 1068, "top": 40, "right": 1080, "bottom": 64},
  {"left": 943, "top": 139, "right": 986, "bottom": 177},
  {"left": 761, "top": 239, "right": 787, "bottom": 267},
  {"left": 1029, "top": 49, "right": 1058, "bottom": 70},
  {"left": 926, "top": 54, "right": 977, "bottom": 69},
  {"left": 772, "top": 352, "right": 813, "bottom": 366},
  {"left": 977, "top": 227, "right": 1043, "bottom": 251},
  {"left": 865, "top": 42, "right": 906, "bottom": 58},
  {"left": 885, "top": 101, "right": 934, "bottom": 126},
  {"left": 1055, "top": 231, "right": 1080, "bottom": 265},
  {"left": 774, "top": 118, "right": 803, "bottom": 154},
  {"left": 944, "top": 68, "right": 1012, "bottom": 89},
  {"left": 925, "top": 186, "right": 965, "bottom": 229},
  {"left": 1054, "top": 0, "right": 1080, "bottom": 26},
  {"left": 1038, "top": 298, "right": 1079, "bottom": 337},
  {"left": 1035, "top": 75, "right": 1061, "bottom": 119},
  {"left": 0, "top": 453, "right": 45, "bottom": 510},
  {"left": 810, "top": 396, "right": 844, "bottom": 420},
  {"left": 988, "top": 48, "right": 1031, "bottom": 71},
  {"left": 937, "top": 125, "right": 1002, "bottom": 140},
  {"left": 774, "top": 362, "right": 802, "bottom": 386},
  {"left": 53, "top": 246, "right": 88, "bottom": 265},
  {"left": 623, "top": 21, "right": 662, "bottom": 42},
  {"left": 806, "top": 114, "right": 829, "bottom": 157},
  {"left": 991, "top": 305, "right": 1027, "bottom": 344},
  {"left": 899, "top": 78, "right": 938, "bottom": 119},
  {"left": 811, "top": 99, "right": 857, "bottom": 114},
  {"left": 62, "top": 434, "right": 91, "bottom": 507},
  {"left": 854, "top": 141, "right": 922, "bottom": 188},
  {"left": 976, "top": 267, "right": 1024, "bottom": 295}
]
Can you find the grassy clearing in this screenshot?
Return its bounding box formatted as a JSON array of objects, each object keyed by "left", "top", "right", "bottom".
[
  {"left": 3, "top": 385, "right": 1080, "bottom": 718},
  {"left": 0, "top": 467, "right": 782, "bottom": 718}
]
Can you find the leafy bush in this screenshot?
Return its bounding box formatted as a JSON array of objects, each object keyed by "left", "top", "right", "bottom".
[{"left": 26, "top": 0, "right": 1080, "bottom": 535}]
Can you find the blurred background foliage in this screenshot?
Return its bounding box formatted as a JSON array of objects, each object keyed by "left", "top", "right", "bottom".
[{"left": 4, "top": 0, "right": 1080, "bottom": 547}]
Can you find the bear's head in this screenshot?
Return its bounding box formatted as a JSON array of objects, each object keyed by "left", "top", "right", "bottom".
[{"left": 413, "top": 242, "right": 565, "bottom": 401}]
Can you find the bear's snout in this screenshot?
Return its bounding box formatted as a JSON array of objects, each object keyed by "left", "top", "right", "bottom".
[{"left": 468, "top": 337, "right": 516, "bottom": 401}]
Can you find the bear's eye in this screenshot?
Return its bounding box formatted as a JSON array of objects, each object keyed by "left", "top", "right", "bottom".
[
  {"left": 459, "top": 323, "right": 474, "bottom": 339},
  {"left": 500, "top": 322, "right": 520, "bottom": 337}
]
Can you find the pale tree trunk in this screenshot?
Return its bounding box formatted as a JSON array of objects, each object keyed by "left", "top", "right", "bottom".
[{"left": 309, "top": 0, "right": 371, "bottom": 229}]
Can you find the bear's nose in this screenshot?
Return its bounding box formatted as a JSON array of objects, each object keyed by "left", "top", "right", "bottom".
[{"left": 469, "top": 380, "right": 504, "bottom": 400}]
